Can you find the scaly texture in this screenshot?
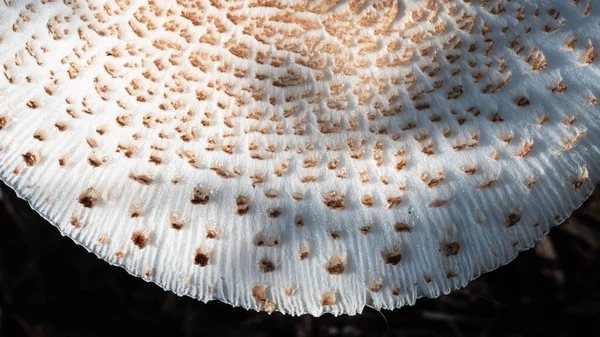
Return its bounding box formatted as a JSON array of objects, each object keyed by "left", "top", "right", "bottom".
[{"left": 0, "top": 0, "right": 598, "bottom": 316}]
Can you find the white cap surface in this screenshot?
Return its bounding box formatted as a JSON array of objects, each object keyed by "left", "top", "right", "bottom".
[{"left": 0, "top": 0, "right": 598, "bottom": 316}]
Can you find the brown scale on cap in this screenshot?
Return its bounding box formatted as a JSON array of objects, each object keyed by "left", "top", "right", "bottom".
[
  {"left": 169, "top": 212, "right": 183, "bottom": 230},
  {"left": 322, "top": 191, "right": 345, "bottom": 210},
  {"left": 394, "top": 222, "right": 411, "bottom": 233},
  {"left": 253, "top": 233, "right": 280, "bottom": 247},
  {"left": 69, "top": 214, "right": 82, "bottom": 229},
  {"left": 97, "top": 234, "right": 107, "bottom": 246},
  {"left": 387, "top": 196, "right": 403, "bottom": 208},
  {"left": 320, "top": 292, "right": 336, "bottom": 306},
  {"left": 258, "top": 258, "right": 276, "bottom": 273},
  {"left": 444, "top": 242, "right": 460, "bottom": 257},
  {"left": 131, "top": 231, "right": 148, "bottom": 249},
  {"left": 21, "top": 152, "right": 39, "bottom": 166},
  {"left": 126, "top": 201, "right": 142, "bottom": 217},
  {"left": 193, "top": 249, "right": 210, "bottom": 267},
  {"left": 506, "top": 213, "right": 522, "bottom": 228},
  {"left": 128, "top": 173, "right": 153, "bottom": 185},
  {"left": 572, "top": 168, "right": 590, "bottom": 189},
  {"left": 369, "top": 281, "right": 383, "bottom": 293},
  {"left": 235, "top": 195, "right": 250, "bottom": 215},
  {"left": 266, "top": 207, "right": 282, "bottom": 218},
  {"left": 251, "top": 286, "right": 276, "bottom": 313},
  {"left": 298, "top": 243, "right": 310, "bottom": 261},
  {"left": 359, "top": 224, "right": 372, "bottom": 234},
  {"left": 284, "top": 285, "right": 294, "bottom": 297},
  {"left": 328, "top": 229, "right": 341, "bottom": 240},
  {"left": 77, "top": 188, "right": 99, "bottom": 208},
  {"left": 325, "top": 256, "right": 345, "bottom": 275},
  {"left": 381, "top": 246, "right": 403, "bottom": 265},
  {"left": 206, "top": 228, "right": 218, "bottom": 239},
  {"left": 429, "top": 199, "right": 449, "bottom": 208},
  {"left": 190, "top": 187, "right": 210, "bottom": 205}
]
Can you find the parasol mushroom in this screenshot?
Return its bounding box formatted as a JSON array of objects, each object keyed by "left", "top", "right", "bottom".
[{"left": 0, "top": 0, "right": 598, "bottom": 316}]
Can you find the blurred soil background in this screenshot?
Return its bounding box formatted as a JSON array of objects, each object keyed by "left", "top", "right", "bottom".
[{"left": 0, "top": 181, "right": 599, "bottom": 337}]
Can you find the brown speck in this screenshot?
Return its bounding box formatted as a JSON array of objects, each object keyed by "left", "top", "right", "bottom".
[
  {"left": 394, "top": 222, "right": 411, "bottom": 233},
  {"left": 320, "top": 292, "right": 336, "bottom": 306},
  {"left": 206, "top": 229, "right": 217, "bottom": 239},
  {"left": 299, "top": 243, "right": 310, "bottom": 260},
  {"left": 58, "top": 156, "right": 67, "bottom": 167},
  {"left": 70, "top": 214, "right": 82, "bottom": 228},
  {"left": 294, "top": 215, "right": 304, "bottom": 228},
  {"left": 114, "top": 250, "right": 126, "bottom": 259},
  {"left": 391, "top": 287, "right": 400, "bottom": 296},
  {"left": 583, "top": 43, "right": 597, "bottom": 65},
  {"left": 236, "top": 195, "right": 250, "bottom": 215},
  {"left": 131, "top": 231, "right": 148, "bottom": 249},
  {"left": 387, "top": 196, "right": 403, "bottom": 208},
  {"left": 170, "top": 212, "right": 183, "bottom": 230},
  {"left": 0, "top": 115, "right": 6, "bottom": 130},
  {"left": 194, "top": 249, "right": 210, "bottom": 267},
  {"left": 87, "top": 156, "right": 103, "bottom": 167},
  {"left": 128, "top": 173, "right": 153, "bottom": 185},
  {"left": 191, "top": 187, "right": 210, "bottom": 205},
  {"left": 381, "top": 246, "right": 402, "bottom": 265},
  {"left": 444, "top": 242, "right": 460, "bottom": 256},
  {"left": 326, "top": 256, "right": 345, "bottom": 275},
  {"left": 145, "top": 269, "right": 153, "bottom": 277},
  {"left": 128, "top": 203, "right": 143, "bottom": 218},
  {"left": 421, "top": 171, "right": 445, "bottom": 188},
  {"left": 446, "top": 271, "right": 458, "bottom": 279},
  {"left": 395, "top": 158, "right": 407, "bottom": 171},
  {"left": 22, "top": 152, "right": 39, "bottom": 166},
  {"left": 369, "top": 281, "right": 383, "bottom": 293},
  {"left": 514, "top": 96, "right": 530, "bottom": 107},
  {"left": 284, "top": 285, "right": 294, "bottom": 297},
  {"left": 516, "top": 142, "right": 533, "bottom": 158},
  {"left": 429, "top": 199, "right": 448, "bottom": 208},
  {"left": 328, "top": 229, "right": 341, "bottom": 240},
  {"left": 97, "top": 234, "right": 107, "bottom": 245},
  {"left": 259, "top": 258, "right": 275, "bottom": 273},
  {"left": 149, "top": 155, "right": 162, "bottom": 165},
  {"left": 77, "top": 188, "right": 99, "bottom": 208},
  {"left": 322, "top": 191, "right": 344, "bottom": 210},
  {"left": 26, "top": 100, "right": 38, "bottom": 109},
  {"left": 462, "top": 166, "right": 477, "bottom": 175},
  {"left": 33, "top": 130, "right": 46, "bottom": 141},
  {"left": 506, "top": 212, "right": 521, "bottom": 228},
  {"left": 267, "top": 208, "right": 282, "bottom": 218},
  {"left": 360, "top": 224, "right": 372, "bottom": 234},
  {"left": 253, "top": 233, "right": 280, "bottom": 247},
  {"left": 264, "top": 189, "right": 279, "bottom": 198},
  {"left": 252, "top": 286, "right": 276, "bottom": 313},
  {"left": 210, "top": 166, "right": 234, "bottom": 178},
  {"left": 572, "top": 168, "right": 590, "bottom": 189}
]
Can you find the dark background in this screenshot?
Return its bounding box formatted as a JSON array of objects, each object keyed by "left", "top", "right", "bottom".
[{"left": 0, "top": 181, "right": 598, "bottom": 337}]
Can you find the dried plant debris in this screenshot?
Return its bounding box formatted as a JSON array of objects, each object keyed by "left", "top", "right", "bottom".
[{"left": 0, "top": 0, "right": 598, "bottom": 317}]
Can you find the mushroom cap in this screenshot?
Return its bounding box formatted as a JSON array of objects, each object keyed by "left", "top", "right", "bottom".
[{"left": 0, "top": 0, "right": 598, "bottom": 316}]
